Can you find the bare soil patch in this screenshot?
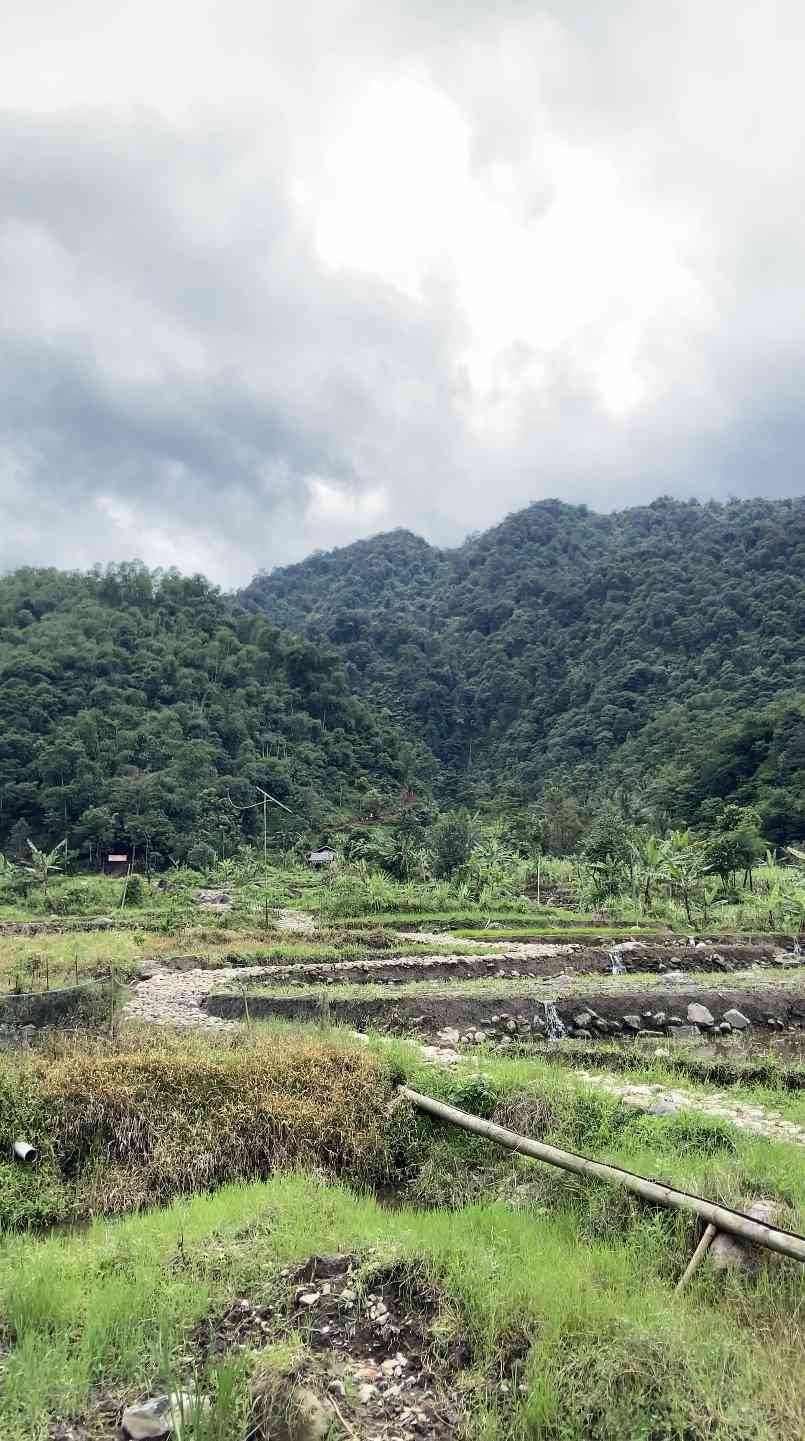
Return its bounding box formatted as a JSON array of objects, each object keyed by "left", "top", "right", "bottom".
[{"left": 51, "top": 1256, "right": 471, "bottom": 1440}]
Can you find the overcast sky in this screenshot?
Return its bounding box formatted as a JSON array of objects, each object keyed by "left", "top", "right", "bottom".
[{"left": 2, "top": 2, "right": 805, "bottom": 586}]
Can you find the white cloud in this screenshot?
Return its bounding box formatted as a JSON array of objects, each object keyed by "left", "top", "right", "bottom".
[{"left": 1, "top": 1, "right": 805, "bottom": 582}]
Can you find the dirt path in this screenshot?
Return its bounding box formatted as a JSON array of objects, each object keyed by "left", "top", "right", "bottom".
[
  {"left": 576, "top": 1070, "right": 805, "bottom": 1145},
  {"left": 125, "top": 966, "right": 271, "bottom": 1029},
  {"left": 400, "top": 931, "right": 575, "bottom": 955},
  {"left": 276, "top": 909, "right": 316, "bottom": 932}
]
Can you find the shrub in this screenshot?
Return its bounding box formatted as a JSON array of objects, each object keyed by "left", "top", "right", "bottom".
[{"left": 187, "top": 842, "right": 217, "bottom": 873}]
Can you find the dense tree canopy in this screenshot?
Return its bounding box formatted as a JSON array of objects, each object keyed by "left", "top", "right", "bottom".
[
  {"left": 0, "top": 563, "right": 427, "bottom": 859},
  {"left": 4, "top": 497, "right": 805, "bottom": 860},
  {"left": 243, "top": 496, "right": 805, "bottom": 842}
]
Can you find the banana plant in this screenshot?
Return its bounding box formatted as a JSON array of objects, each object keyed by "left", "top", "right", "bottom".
[
  {"left": 23, "top": 838, "right": 67, "bottom": 898},
  {"left": 663, "top": 830, "right": 705, "bottom": 925},
  {"left": 629, "top": 833, "right": 671, "bottom": 910}
]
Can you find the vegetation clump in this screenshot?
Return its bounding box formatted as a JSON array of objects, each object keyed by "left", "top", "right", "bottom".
[{"left": 0, "top": 1029, "right": 400, "bottom": 1227}]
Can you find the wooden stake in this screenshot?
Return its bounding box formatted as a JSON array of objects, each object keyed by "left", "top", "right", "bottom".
[{"left": 675, "top": 1222, "right": 717, "bottom": 1292}]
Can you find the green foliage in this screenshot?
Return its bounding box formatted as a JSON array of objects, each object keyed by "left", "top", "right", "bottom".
[
  {"left": 0, "top": 564, "right": 425, "bottom": 861},
  {"left": 429, "top": 811, "right": 476, "bottom": 878},
  {"left": 7, "top": 498, "right": 805, "bottom": 858},
  {"left": 23, "top": 838, "right": 66, "bottom": 896},
  {"left": 123, "top": 873, "right": 145, "bottom": 907},
  {"left": 243, "top": 497, "right": 805, "bottom": 840},
  {"left": 187, "top": 842, "right": 217, "bottom": 873}
]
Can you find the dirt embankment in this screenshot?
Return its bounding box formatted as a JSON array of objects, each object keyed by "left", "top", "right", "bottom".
[{"left": 194, "top": 940, "right": 791, "bottom": 990}]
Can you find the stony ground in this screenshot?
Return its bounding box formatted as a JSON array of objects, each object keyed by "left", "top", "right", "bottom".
[
  {"left": 125, "top": 966, "right": 255, "bottom": 1029},
  {"left": 575, "top": 1069, "right": 805, "bottom": 1145},
  {"left": 51, "top": 1254, "right": 470, "bottom": 1441},
  {"left": 123, "top": 963, "right": 805, "bottom": 1146}
]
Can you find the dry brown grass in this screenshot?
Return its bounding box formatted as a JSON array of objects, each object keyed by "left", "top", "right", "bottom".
[{"left": 5, "top": 1028, "right": 398, "bottom": 1218}]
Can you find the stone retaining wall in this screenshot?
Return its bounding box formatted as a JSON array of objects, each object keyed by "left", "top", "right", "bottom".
[
  {"left": 0, "top": 979, "right": 117, "bottom": 1031},
  {"left": 204, "top": 984, "right": 805, "bottom": 1044}
]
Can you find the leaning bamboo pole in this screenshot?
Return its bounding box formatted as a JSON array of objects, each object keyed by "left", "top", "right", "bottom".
[
  {"left": 675, "top": 1222, "right": 717, "bottom": 1291},
  {"left": 399, "top": 1086, "right": 805, "bottom": 1265}
]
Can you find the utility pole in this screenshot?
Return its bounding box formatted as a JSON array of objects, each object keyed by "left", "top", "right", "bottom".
[{"left": 254, "top": 787, "right": 295, "bottom": 866}]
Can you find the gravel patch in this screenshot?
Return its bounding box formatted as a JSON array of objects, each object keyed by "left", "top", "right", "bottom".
[{"left": 576, "top": 1070, "right": 805, "bottom": 1145}]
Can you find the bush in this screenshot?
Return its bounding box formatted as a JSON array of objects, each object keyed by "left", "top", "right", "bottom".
[
  {"left": 187, "top": 842, "right": 217, "bottom": 873},
  {"left": 43, "top": 877, "right": 114, "bottom": 915},
  {"left": 123, "top": 873, "right": 145, "bottom": 906},
  {"left": 429, "top": 812, "right": 476, "bottom": 878}
]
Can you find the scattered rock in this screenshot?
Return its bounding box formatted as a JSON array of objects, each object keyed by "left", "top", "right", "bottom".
[
  {"left": 668, "top": 1024, "right": 701, "bottom": 1042},
  {"left": 122, "top": 1398, "right": 175, "bottom": 1440},
  {"left": 710, "top": 1200, "right": 783, "bottom": 1275},
  {"left": 573, "top": 1011, "right": 593, "bottom": 1028},
  {"left": 687, "top": 1003, "right": 715, "bottom": 1027},
  {"left": 622, "top": 1014, "right": 642, "bottom": 1030},
  {"left": 122, "top": 1391, "right": 205, "bottom": 1439},
  {"left": 196, "top": 890, "right": 233, "bottom": 910},
  {"left": 723, "top": 1009, "right": 750, "bottom": 1029}
]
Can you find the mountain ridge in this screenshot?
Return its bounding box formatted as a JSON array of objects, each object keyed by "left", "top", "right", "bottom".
[{"left": 241, "top": 494, "right": 805, "bottom": 839}]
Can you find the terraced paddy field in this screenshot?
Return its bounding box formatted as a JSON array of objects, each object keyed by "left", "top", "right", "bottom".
[{"left": 4, "top": 904, "right": 805, "bottom": 1439}]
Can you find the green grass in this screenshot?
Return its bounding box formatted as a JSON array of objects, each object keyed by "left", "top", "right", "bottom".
[
  {"left": 538, "top": 1037, "right": 805, "bottom": 1089},
  {"left": 524, "top": 1041, "right": 805, "bottom": 1126},
  {"left": 223, "top": 964, "right": 805, "bottom": 1005},
  {"left": 2, "top": 1168, "right": 804, "bottom": 1441},
  {"left": 327, "top": 909, "right": 591, "bottom": 929},
  {"left": 0, "top": 924, "right": 499, "bottom": 994},
  {"left": 451, "top": 926, "right": 669, "bottom": 941},
  {"left": 2, "top": 1026, "right": 805, "bottom": 1438}
]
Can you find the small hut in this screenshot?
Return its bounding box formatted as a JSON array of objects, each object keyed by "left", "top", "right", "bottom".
[
  {"left": 104, "top": 852, "right": 129, "bottom": 878},
  {"left": 308, "top": 848, "right": 336, "bottom": 868}
]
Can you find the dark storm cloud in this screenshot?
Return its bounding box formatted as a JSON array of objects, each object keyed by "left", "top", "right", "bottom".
[
  {"left": 0, "top": 107, "right": 469, "bottom": 579},
  {"left": 2, "top": 1, "right": 805, "bottom": 582}
]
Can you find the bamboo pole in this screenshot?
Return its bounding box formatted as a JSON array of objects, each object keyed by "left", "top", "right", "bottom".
[
  {"left": 675, "top": 1222, "right": 717, "bottom": 1292},
  {"left": 399, "top": 1086, "right": 805, "bottom": 1265}
]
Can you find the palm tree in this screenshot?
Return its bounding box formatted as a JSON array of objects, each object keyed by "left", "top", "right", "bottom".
[{"left": 24, "top": 838, "right": 67, "bottom": 898}]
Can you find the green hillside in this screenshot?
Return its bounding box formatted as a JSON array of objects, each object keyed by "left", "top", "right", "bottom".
[
  {"left": 242, "top": 495, "right": 805, "bottom": 840},
  {"left": 0, "top": 564, "right": 427, "bottom": 859}
]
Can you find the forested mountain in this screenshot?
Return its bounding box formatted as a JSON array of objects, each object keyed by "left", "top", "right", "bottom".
[
  {"left": 0, "top": 565, "right": 427, "bottom": 860},
  {"left": 243, "top": 496, "right": 805, "bottom": 842},
  {"left": 3, "top": 496, "right": 804, "bottom": 861}
]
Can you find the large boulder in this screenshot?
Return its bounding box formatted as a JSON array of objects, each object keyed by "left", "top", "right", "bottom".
[{"left": 687, "top": 1003, "right": 715, "bottom": 1027}]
